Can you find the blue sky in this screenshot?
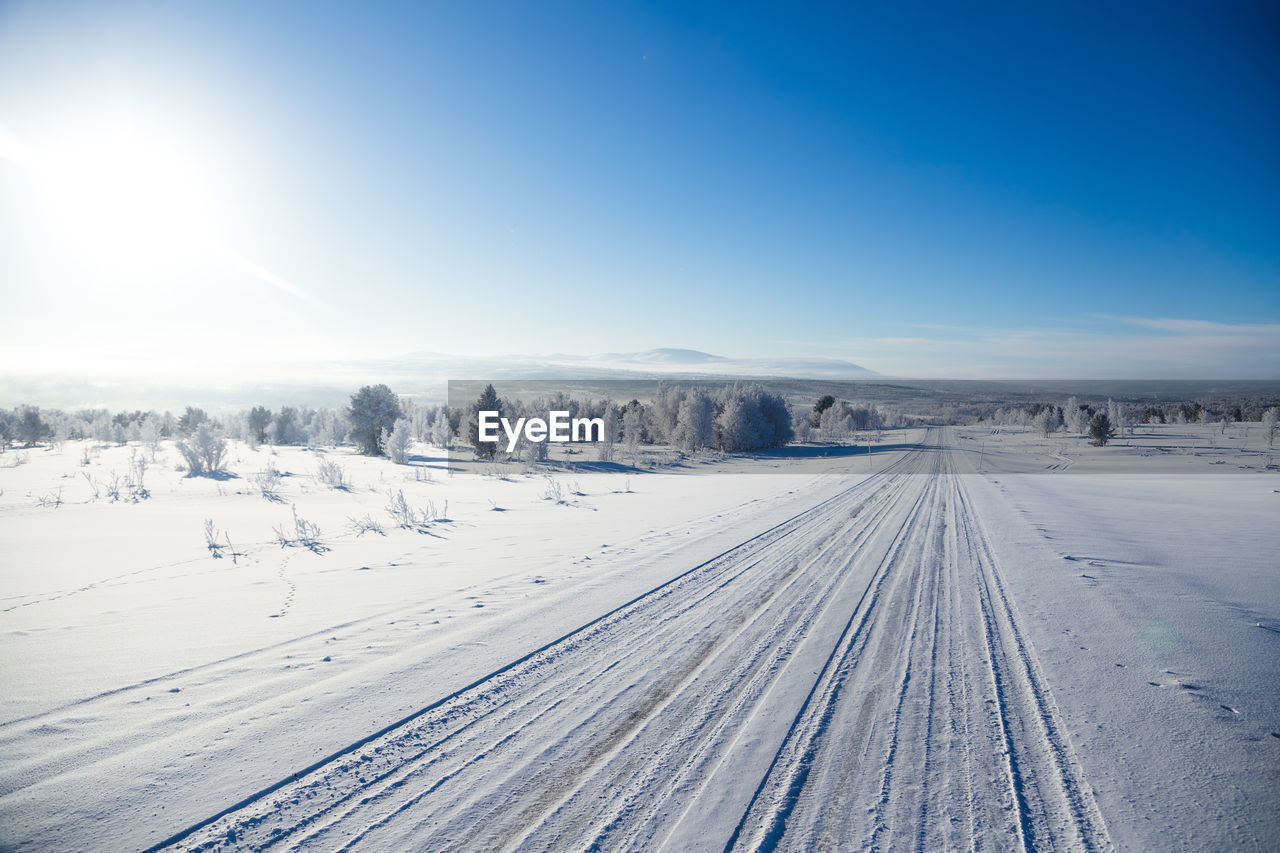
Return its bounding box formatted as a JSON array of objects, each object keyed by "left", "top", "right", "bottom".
[{"left": 0, "top": 0, "right": 1276, "bottom": 379}]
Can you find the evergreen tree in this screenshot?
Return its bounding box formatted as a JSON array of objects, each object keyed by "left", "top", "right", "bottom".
[
  {"left": 1088, "top": 411, "right": 1115, "bottom": 446},
  {"left": 248, "top": 406, "right": 272, "bottom": 444},
  {"left": 468, "top": 384, "right": 502, "bottom": 460}
]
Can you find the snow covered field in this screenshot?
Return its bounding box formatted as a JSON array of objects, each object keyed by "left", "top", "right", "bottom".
[{"left": 1, "top": 424, "right": 1276, "bottom": 851}]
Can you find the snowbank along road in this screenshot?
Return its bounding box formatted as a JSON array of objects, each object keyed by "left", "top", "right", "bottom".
[{"left": 156, "top": 428, "right": 1111, "bottom": 852}]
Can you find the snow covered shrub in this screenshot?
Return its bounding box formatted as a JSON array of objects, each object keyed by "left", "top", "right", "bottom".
[
  {"left": 1088, "top": 412, "right": 1115, "bottom": 446},
  {"left": 541, "top": 477, "right": 566, "bottom": 504},
  {"left": 126, "top": 449, "right": 150, "bottom": 501},
  {"left": 384, "top": 489, "right": 441, "bottom": 530},
  {"left": 381, "top": 417, "right": 413, "bottom": 464},
  {"left": 176, "top": 425, "right": 228, "bottom": 475},
  {"left": 348, "top": 385, "right": 403, "bottom": 455},
  {"left": 348, "top": 514, "right": 386, "bottom": 537},
  {"left": 315, "top": 456, "right": 351, "bottom": 490},
  {"left": 204, "top": 520, "right": 225, "bottom": 558},
  {"left": 274, "top": 504, "right": 325, "bottom": 552},
  {"left": 252, "top": 459, "right": 283, "bottom": 500}
]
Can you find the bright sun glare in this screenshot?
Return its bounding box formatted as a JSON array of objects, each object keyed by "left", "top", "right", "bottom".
[
  {"left": 1, "top": 116, "right": 308, "bottom": 302},
  {"left": 30, "top": 119, "right": 226, "bottom": 275}
]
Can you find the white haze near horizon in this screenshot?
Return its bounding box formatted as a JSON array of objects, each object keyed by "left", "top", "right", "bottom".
[{"left": 2, "top": 332, "right": 1278, "bottom": 414}]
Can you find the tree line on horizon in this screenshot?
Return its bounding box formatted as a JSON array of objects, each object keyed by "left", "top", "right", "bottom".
[{"left": 2, "top": 385, "right": 1276, "bottom": 461}]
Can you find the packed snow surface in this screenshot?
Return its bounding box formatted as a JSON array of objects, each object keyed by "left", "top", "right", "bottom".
[{"left": 0, "top": 424, "right": 1276, "bottom": 851}]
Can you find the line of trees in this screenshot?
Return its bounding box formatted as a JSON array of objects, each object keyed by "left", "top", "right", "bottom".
[
  {"left": 460, "top": 382, "right": 798, "bottom": 463},
  {"left": 9, "top": 389, "right": 1272, "bottom": 460}
]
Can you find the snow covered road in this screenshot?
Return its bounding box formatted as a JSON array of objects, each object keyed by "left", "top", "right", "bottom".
[{"left": 157, "top": 430, "right": 1111, "bottom": 852}]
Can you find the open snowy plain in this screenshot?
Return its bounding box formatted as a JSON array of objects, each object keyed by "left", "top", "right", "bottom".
[{"left": 1, "top": 424, "right": 1277, "bottom": 851}]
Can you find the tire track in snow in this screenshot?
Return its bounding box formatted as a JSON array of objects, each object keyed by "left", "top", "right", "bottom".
[
  {"left": 728, "top": 430, "right": 1110, "bottom": 852},
  {"left": 156, "top": 431, "right": 1111, "bottom": 853},
  {"left": 148, "top": 461, "right": 915, "bottom": 851}
]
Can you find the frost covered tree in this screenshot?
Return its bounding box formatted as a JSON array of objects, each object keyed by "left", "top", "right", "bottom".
[
  {"left": 381, "top": 417, "right": 413, "bottom": 464},
  {"left": 273, "top": 407, "right": 300, "bottom": 445},
  {"left": 675, "top": 389, "right": 715, "bottom": 452},
  {"left": 716, "top": 396, "right": 759, "bottom": 452},
  {"left": 810, "top": 395, "right": 836, "bottom": 428},
  {"left": 1088, "top": 411, "right": 1114, "bottom": 446},
  {"left": 430, "top": 409, "right": 453, "bottom": 449},
  {"left": 347, "top": 385, "right": 403, "bottom": 455},
  {"left": 1063, "top": 397, "right": 1087, "bottom": 434},
  {"left": 178, "top": 407, "right": 209, "bottom": 435},
  {"left": 1106, "top": 399, "right": 1126, "bottom": 439},
  {"left": 622, "top": 403, "right": 644, "bottom": 461},
  {"left": 1033, "top": 406, "right": 1061, "bottom": 438},
  {"left": 597, "top": 401, "right": 620, "bottom": 462},
  {"left": 647, "top": 383, "right": 686, "bottom": 446},
  {"left": 791, "top": 407, "right": 812, "bottom": 443},
  {"left": 1263, "top": 407, "right": 1278, "bottom": 448},
  {"left": 713, "top": 385, "right": 793, "bottom": 452},
  {"left": 15, "top": 406, "right": 50, "bottom": 446},
  {"left": 139, "top": 415, "right": 161, "bottom": 459}
]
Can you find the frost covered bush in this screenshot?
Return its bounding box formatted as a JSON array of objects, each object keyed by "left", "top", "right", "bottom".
[
  {"left": 348, "top": 385, "right": 403, "bottom": 455},
  {"left": 274, "top": 504, "right": 325, "bottom": 552},
  {"left": 251, "top": 459, "right": 283, "bottom": 500},
  {"left": 315, "top": 456, "right": 351, "bottom": 490},
  {"left": 177, "top": 425, "right": 228, "bottom": 475},
  {"left": 385, "top": 489, "right": 444, "bottom": 530}
]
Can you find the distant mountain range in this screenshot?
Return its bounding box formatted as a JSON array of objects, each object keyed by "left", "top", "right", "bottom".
[
  {"left": 386, "top": 348, "right": 880, "bottom": 381},
  {"left": 0, "top": 348, "right": 879, "bottom": 411}
]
